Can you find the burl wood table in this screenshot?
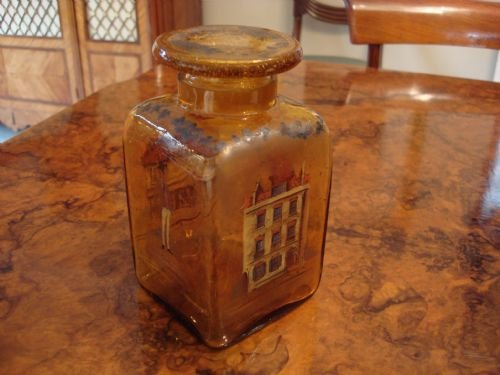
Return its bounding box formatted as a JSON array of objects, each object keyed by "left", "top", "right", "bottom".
[{"left": 1, "top": 62, "right": 499, "bottom": 374}]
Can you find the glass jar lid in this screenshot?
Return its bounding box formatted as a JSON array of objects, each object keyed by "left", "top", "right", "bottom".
[{"left": 153, "top": 25, "right": 302, "bottom": 78}]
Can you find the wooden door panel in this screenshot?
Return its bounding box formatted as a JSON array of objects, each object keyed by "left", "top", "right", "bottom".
[
  {"left": 0, "top": 98, "right": 63, "bottom": 131},
  {"left": 76, "top": 0, "right": 202, "bottom": 97},
  {"left": 1, "top": 48, "right": 70, "bottom": 104},
  {"left": 75, "top": 0, "right": 153, "bottom": 96},
  {"left": 89, "top": 52, "right": 141, "bottom": 92},
  {"left": 0, "top": 0, "right": 201, "bottom": 130},
  {"left": 0, "top": 50, "right": 6, "bottom": 96},
  {"left": 0, "top": 0, "right": 83, "bottom": 130}
]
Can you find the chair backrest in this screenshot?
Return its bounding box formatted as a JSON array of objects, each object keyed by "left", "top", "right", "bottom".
[
  {"left": 345, "top": 0, "right": 500, "bottom": 68},
  {"left": 292, "top": 0, "right": 380, "bottom": 67},
  {"left": 293, "top": 0, "right": 349, "bottom": 41}
]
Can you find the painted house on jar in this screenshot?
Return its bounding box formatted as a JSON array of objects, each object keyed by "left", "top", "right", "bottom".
[{"left": 242, "top": 164, "right": 309, "bottom": 290}]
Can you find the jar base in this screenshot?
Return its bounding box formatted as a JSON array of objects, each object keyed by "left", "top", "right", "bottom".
[{"left": 138, "top": 278, "right": 316, "bottom": 348}]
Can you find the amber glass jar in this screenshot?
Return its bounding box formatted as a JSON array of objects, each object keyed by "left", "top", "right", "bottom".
[{"left": 123, "top": 25, "right": 332, "bottom": 347}]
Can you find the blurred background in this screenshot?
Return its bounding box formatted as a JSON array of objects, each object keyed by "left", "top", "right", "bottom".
[{"left": 204, "top": 0, "right": 499, "bottom": 82}]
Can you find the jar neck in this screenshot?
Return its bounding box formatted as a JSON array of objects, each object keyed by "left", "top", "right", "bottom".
[{"left": 177, "top": 73, "right": 277, "bottom": 115}]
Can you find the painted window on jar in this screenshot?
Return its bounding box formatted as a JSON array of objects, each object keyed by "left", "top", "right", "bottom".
[
  {"left": 287, "top": 223, "right": 296, "bottom": 241},
  {"left": 273, "top": 205, "right": 282, "bottom": 221},
  {"left": 286, "top": 247, "right": 298, "bottom": 267},
  {"left": 255, "top": 238, "right": 265, "bottom": 259},
  {"left": 252, "top": 262, "right": 266, "bottom": 281},
  {"left": 289, "top": 199, "right": 298, "bottom": 215},
  {"left": 256, "top": 211, "right": 265, "bottom": 228},
  {"left": 272, "top": 231, "right": 281, "bottom": 248},
  {"left": 271, "top": 183, "right": 286, "bottom": 197},
  {"left": 269, "top": 254, "right": 282, "bottom": 272}
]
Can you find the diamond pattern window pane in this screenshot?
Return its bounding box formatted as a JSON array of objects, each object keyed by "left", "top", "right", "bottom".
[
  {"left": 86, "top": 0, "right": 138, "bottom": 43},
  {"left": 0, "top": 0, "right": 62, "bottom": 38}
]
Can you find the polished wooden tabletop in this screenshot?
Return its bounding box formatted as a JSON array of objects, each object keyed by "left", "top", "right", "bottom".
[{"left": 1, "top": 62, "right": 499, "bottom": 374}]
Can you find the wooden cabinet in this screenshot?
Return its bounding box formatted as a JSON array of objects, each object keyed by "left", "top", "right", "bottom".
[
  {"left": 0, "top": 1, "right": 83, "bottom": 131},
  {"left": 0, "top": 0, "right": 201, "bottom": 131}
]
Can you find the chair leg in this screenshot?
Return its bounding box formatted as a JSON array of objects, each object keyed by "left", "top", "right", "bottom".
[
  {"left": 368, "top": 44, "right": 382, "bottom": 68},
  {"left": 293, "top": 16, "right": 302, "bottom": 40}
]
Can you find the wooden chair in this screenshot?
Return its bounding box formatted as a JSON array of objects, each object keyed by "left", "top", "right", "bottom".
[
  {"left": 293, "top": 0, "right": 348, "bottom": 40},
  {"left": 345, "top": 0, "right": 500, "bottom": 68},
  {"left": 293, "top": 0, "right": 375, "bottom": 66}
]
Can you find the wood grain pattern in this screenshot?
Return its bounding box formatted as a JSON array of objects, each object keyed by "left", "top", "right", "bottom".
[
  {"left": 172, "top": 0, "right": 202, "bottom": 31},
  {"left": 149, "top": 0, "right": 202, "bottom": 41},
  {"left": 0, "top": 98, "right": 63, "bottom": 131},
  {"left": 0, "top": 62, "right": 499, "bottom": 374}
]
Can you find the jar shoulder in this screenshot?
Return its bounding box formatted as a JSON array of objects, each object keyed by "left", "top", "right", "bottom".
[{"left": 124, "top": 94, "right": 329, "bottom": 159}]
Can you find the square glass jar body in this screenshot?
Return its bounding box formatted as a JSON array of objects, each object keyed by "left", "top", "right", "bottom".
[{"left": 124, "top": 89, "right": 331, "bottom": 347}]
